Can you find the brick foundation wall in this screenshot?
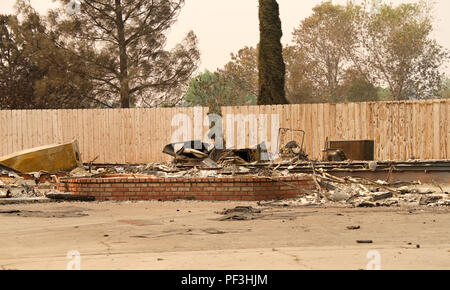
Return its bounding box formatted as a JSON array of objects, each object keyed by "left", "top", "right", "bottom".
[{"left": 56, "top": 176, "right": 315, "bottom": 201}]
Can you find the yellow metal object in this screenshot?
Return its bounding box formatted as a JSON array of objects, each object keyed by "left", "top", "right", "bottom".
[{"left": 0, "top": 140, "right": 82, "bottom": 173}]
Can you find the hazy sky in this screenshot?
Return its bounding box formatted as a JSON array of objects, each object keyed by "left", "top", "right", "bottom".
[{"left": 1, "top": 0, "right": 449, "bottom": 74}]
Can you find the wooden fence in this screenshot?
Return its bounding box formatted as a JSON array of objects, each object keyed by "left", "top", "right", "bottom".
[{"left": 0, "top": 99, "right": 448, "bottom": 163}]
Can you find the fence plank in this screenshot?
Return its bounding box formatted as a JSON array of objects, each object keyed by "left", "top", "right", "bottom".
[
  {"left": 374, "top": 102, "right": 383, "bottom": 160},
  {"left": 447, "top": 101, "right": 450, "bottom": 159},
  {"left": 6, "top": 110, "right": 13, "bottom": 155},
  {"left": 392, "top": 102, "right": 399, "bottom": 160},
  {"left": 440, "top": 100, "right": 447, "bottom": 159},
  {"left": 359, "top": 103, "right": 366, "bottom": 140},
  {"left": 432, "top": 101, "right": 440, "bottom": 160}
]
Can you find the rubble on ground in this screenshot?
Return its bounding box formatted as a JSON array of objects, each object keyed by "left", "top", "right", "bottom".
[
  {"left": 0, "top": 140, "right": 84, "bottom": 199},
  {"left": 0, "top": 171, "right": 54, "bottom": 198},
  {"left": 2, "top": 158, "right": 448, "bottom": 208},
  {"left": 258, "top": 171, "right": 449, "bottom": 208},
  {"left": 0, "top": 139, "right": 448, "bottom": 208}
]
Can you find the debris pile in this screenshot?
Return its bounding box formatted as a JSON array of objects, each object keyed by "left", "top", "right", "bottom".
[
  {"left": 0, "top": 140, "right": 448, "bottom": 208},
  {"left": 217, "top": 206, "right": 262, "bottom": 221},
  {"left": 73, "top": 161, "right": 449, "bottom": 208},
  {"left": 0, "top": 171, "right": 54, "bottom": 199},
  {"left": 0, "top": 140, "right": 84, "bottom": 200},
  {"left": 262, "top": 170, "right": 449, "bottom": 208},
  {"left": 162, "top": 140, "right": 271, "bottom": 168}
]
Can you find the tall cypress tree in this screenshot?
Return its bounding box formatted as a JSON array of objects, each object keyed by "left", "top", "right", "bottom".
[{"left": 258, "top": 0, "right": 288, "bottom": 105}]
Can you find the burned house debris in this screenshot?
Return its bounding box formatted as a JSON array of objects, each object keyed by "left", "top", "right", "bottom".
[
  {"left": 277, "top": 128, "right": 309, "bottom": 161},
  {"left": 163, "top": 141, "right": 211, "bottom": 162},
  {"left": 0, "top": 128, "right": 448, "bottom": 208},
  {"left": 162, "top": 140, "right": 270, "bottom": 167},
  {"left": 322, "top": 139, "right": 347, "bottom": 162}
]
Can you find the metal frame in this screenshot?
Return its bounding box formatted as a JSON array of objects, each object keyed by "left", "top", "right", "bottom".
[{"left": 276, "top": 128, "right": 306, "bottom": 155}]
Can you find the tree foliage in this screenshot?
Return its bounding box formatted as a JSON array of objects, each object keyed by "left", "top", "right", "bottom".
[
  {"left": 183, "top": 70, "right": 257, "bottom": 114},
  {"left": 2, "top": 0, "right": 448, "bottom": 109},
  {"left": 0, "top": 14, "right": 37, "bottom": 109},
  {"left": 440, "top": 77, "right": 450, "bottom": 99},
  {"left": 338, "top": 68, "right": 379, "bottom": 102},
  {"left": 0, "top": 9, "right": 95, "bottom": 109},
  {"left": 222, "top": 44, "right": 382, "bottom": 104},
  {"left": 224, "top": 1, "right": 448, "bottom": 103},
  {"left": 353, "top": 0, "right": 449, "bottom": 100},
  {"left": 291, "top": 1, "right": 360, "bottom": 102},
  {"left": 258, "top": 0, "right": 287, "bottom": 105},
  {"left": 0, "top": 0, "right": 200, "bottom": 109},
  {"left": 48, "top": 0, "right": 200, "bottom": 108},
  {"left": 220, "top": 46, "right": 258, "bottom": 97}
]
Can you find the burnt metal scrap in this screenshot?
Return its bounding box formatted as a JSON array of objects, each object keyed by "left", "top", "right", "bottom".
[
  {"left": 162, "top": 140, "right": 270, "bottom": 167},
  {"left": 322, "top": 137, "right": 347, "bottom": 162},
  {"left": 163, "top": 127, "right": 310, "bottom": 166},
  {"left": 277, "top": 128, "right": 308, "bottom": 161},
  {"left": 322, "top": 138, "right": 375, "bottom": 162},
  {"left": 163, "top": 141, "right": 210, "bottom": 161}
]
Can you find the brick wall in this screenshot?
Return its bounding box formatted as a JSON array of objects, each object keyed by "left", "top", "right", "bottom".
[{"left": 56, "top": 176, "right": 315, "bottom": 201}]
